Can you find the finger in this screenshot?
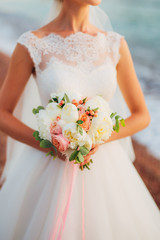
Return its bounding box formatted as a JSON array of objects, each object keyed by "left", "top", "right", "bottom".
[
  {"left": 91, "top": 144, "right": 96, "bottom": 149},
  {"left": 80, "top": 160, "right": 87, "bottom": 167},
  {"left": 80, "top": 145, "right": 99, "bottom": 166},
  {"left": 57, "top": 152, "right": 66, "bottom": 161},
  {"left": 91, "top": 144, "right": 99, "bottom": 150},
  {"left": 80, "top": 156, "right": 91, "bottom": 166},
  {"left": 89, "top": 145, "right": 99, "bottom": 155}
]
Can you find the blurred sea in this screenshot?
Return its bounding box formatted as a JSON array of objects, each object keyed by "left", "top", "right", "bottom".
[{"left": 0, "top": 0, "right": 160, "bottom": 159}]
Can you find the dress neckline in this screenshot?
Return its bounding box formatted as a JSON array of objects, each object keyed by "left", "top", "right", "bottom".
[{"left": 29, "top": 30, "right": 109, "bottom": 41}]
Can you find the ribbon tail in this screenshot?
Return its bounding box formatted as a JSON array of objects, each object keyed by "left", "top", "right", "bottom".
[
  {"left": 50, "top": 159, "right": 79, "bottom": 240},
  {"left": 82, "top": 172, "right": 85, "bottom": 240}
]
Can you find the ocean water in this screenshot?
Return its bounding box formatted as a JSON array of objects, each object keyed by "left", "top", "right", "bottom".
[{"left": 0, "top": 0, "right": 160, "bottom": 159}]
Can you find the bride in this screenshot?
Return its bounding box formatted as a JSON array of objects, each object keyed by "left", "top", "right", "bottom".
[{"left": 0, "top": 0, "right": 160, "bottom": 239}]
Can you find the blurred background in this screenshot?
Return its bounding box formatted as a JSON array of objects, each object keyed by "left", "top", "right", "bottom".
[{"left": 0, "top": 0, "right": 160, "bottom": 205}]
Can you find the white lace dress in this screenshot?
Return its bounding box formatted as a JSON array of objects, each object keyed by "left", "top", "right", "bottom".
[{"left": 0, "top": 30, "right": 160, "bottom": 240}]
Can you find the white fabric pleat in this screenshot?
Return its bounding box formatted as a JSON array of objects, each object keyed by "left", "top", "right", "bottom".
[{"left": 0, "top": 140, "right": 160, "bottom": 239}]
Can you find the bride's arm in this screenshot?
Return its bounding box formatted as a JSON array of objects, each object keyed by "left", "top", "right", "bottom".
[
  {"left": 103, "top": 37, "right": 151, "bottom": 144},
  {"left": 83, "top": 38, "right": 151, "bottom": 164},
  {"left": 0, "top": 44, "right": 56, "bottom": 155}
]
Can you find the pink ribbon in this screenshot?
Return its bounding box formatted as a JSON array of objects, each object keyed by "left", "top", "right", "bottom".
[
  {"left": 82, "top": 173, "right": 85, "bottom": 240},
  {"left": 50, "top": 159, "right": 85, "bottom": 240}
]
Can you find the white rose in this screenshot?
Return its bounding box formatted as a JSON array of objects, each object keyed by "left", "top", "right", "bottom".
[
  {"left": 62, "top": 123, "right": 92, "bottom": 150},
  {"left": 67, "top": 92, "right": 82, "bottom": 103},
  {"left": 94, "top": 96, "right": 112, "bottom": 114},
  {"left": 85, "top": 95, "right": 112, "bottom": 115},
  {"left": 46, "top": 102, "right": 62, "bottom": 121},
  {"left": 57, "top": 119, "right": 66, "bottom": 128},
  {"left": 61, "top": 103, "right": 79, "bottom": 123},
  {"left": 36, "top": 109, "right": 52, "bottom": 141},
  {"left": 85, "top": 98, "right": 99, "bottom": 111},
  {"left": 84, "top": 134, "right": 92, "bottom": 150},
  {"left": 87, "top": 112, "right": 113, "bottom": 144}
]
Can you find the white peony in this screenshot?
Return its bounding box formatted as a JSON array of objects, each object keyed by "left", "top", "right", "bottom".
[
  {"left": 50, "top": 91, "right": 82, "bottom": 103},
  {"left": 61, "top": 103, "right": 79, "bottom": 123},
  {"left": 36, "top": 109, "right": 52, "bottom": 141},
  {"left": 84, "top": 134, "right": 93, "bottom": 150},
  {"left": 66, "top": 91, "right": 82, "bottom": 103},
  {"left": 87, "top": 112, "right": 113, "bottom": 144},
  {"left": 46, "top": 102, "right": 62, "bottom": 121},
  {"left": 57, "top": 119, "right": 66, "bottom": 128},
  {"left": 85, "top": 98, "right": 99, "bottom": 111},
  {"left": 85, "top": 95, "right": 112, "bottom": 115},
  {"left": 62, "top": 123, "right": 92, "bottom": 150}
]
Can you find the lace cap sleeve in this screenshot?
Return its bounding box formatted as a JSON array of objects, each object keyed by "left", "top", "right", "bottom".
[
  {"left": 16, "top": 31, "right": 42, "bottom": 68},
  {"left": 108, "top": 31, "right": 124, "bottom": 66}
]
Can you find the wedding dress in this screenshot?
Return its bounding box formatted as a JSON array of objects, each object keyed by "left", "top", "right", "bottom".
[{"left": 0, "top": 29, "right": 160, "bottom": 240}]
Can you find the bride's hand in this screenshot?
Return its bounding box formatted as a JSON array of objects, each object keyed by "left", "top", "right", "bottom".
[
  {"left": 80, "top": 144, "right": 99, "bottom": 168},
  {"left": 57, "top": 151, "right": 67, "bottom": 161}
]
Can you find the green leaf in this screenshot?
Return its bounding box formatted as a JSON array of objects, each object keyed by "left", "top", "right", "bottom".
[
  {"left": 64, "top": 93, "right": 70, "bottom": 103},
  {"left": 92, "top": 107, "right": 99, "bottom": 112},
  {"left": 32, "top": 108, "right": 39, "bottom": 114},
  {"left": 76, "top": 120, "right": 84, "bottom": 124},
  {"left": 57, "top": 105, "right": 62, "bottom": 109},
  {"left": 77, "top": 152, "right": 84, "bottom": 163},
  {"left": 115, "top": 115, "right": 121, "bottom": 120},
  {"left": 115, "top": 119, "right": 120, "bottom": 132},
  {"left": 48, "top": 99, "right": 53, "bottom": 103},
  {"left": 69, "top": 150, "right": 78, "bottom": 161},
  {"left": 120, "top": 118, "right": 125, "bottom": 127},
  {"left": 82, "top": 97, "right": 87, "bottom": 103},
  {"left": 52, "top": 145, "right": 58, "bottom": 154},
  {"left": 116, "top": 127, "right": 120, "bottom": 132},
  {"left": 79, "top": 126, "right": 83, "bottom": 135},
  {"left": 40, "top": 140, "right": 53, "bottom": 148},
  {"left": 86, "top": 106, "right": 91, "bottom": 111},
  {"left": 33, "top": 131, "right": 42, "bottom": 141},
  {"left": 110, "top": 112, "right": 117, "bottom": 119},
  {"left": 32, "top": 106, "right": 44, "bottom": 114},
  {"left": 37, "top": 105, "right": 44, "bottom": 111},
  {"left": 46, "top": 150, "right": 57, "bottom": 160},
  {"left": 77, "top": 124, "right": 83, "bottom": 135},
  {"left": 52, "top": 97, "right": 58, "bottom": 103},
  {"left": 75, "top": 155, "right": 81, "bottom": 163},
  {"left": 46, "top": 151, "right": 54, "bottom": 156},
  {"left": 85, "top": 164, "right": 90, "bottom": 170},
  {"left": 80, "top": 146, "right": 89, "bottom": 156}
]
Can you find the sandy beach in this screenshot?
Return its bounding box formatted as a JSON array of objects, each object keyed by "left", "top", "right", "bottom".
[{"left": 0, "top": 52, "right": 160, "bottom": 209}]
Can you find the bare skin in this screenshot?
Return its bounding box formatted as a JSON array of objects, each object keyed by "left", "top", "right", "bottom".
[{"left": 0, "top": 0, "right": 150, "bottom": 180}]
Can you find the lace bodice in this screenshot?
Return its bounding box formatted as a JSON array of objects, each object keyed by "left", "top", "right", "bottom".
[{"left": 17, "top": 30, "right": 124, "bottom": 106}]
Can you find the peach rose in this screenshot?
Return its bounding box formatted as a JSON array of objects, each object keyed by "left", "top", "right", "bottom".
[
  {"left": 77, "top": 104, "right": 85, "bottom": 116},
  {"left": 78, "top": 113, "right": 91, "bottom": 132},
  {"left": 51, "top": 134, "right": 70, "bottom": 152},
  {"left": 50, "top": 121, "right": 62, "bottom": 135}
]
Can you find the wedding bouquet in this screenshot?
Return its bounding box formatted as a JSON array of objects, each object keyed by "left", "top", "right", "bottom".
[{"left": 32, "top": 92, "right": 125, "bottom": 170}]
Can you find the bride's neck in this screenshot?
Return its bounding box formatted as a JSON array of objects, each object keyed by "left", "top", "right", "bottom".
[{"left": 52, "top": 3, "right": 91, "bottom": 33}]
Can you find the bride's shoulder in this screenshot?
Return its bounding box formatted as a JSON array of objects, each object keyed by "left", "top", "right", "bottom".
[
  {"left": 104, "top": 30, "right": 125, "bottom": 50},
  {"left": 16, "top": 30, "right": 38, "bottom": 44},
  {"left": 105, "top": 30, "right": 125, "bottom": 41},
  {"left": 16, "top": 30, "right": 42, "bottom": 66},
  {"left": 16, "top": 29, "right": 44, "bottom": 53}
]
